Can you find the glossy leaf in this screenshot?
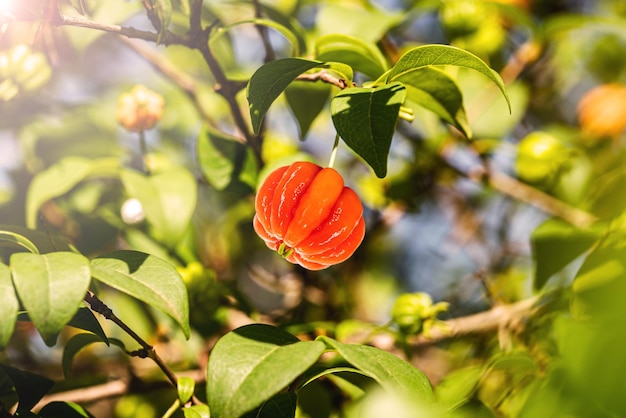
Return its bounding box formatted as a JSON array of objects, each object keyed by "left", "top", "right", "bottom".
[
  {"left": 531, "top": 219, "right": 601, "bottom": 290},
  {"left": 0, "top": 225, "right": 73, "bottom": 254},
  {"left": 178, "top": 376, "right": 195, "bottom": 404},
  {"left": 120, "top": 168, "right": 197, "bottom": 247},
  {"left": 197, "top": 125, "right": 257, "bottom": 190},
  {"left": 25, "top": 156, "right": 119, "bottom": 229},
  {"left": 183, "top": 405, "right": 210, "bottom": 418},
  {"left": 241, "top": 392, "right": 298, "bottom": 418},
  {"left": 0, "top": 263, "right": 18, "bottom": 348},
  {"left": 285, "top": 81, "right": 331, "bottom": 140},
  {"left": 385, "top": 45, "right": 510, "bottom": 112},
  {"left": 331, "top": 82, "right": 406, "bottom": 177},
  {"left": 247, "top": 58, "right": 323, "bottom": 134},
  {"left": 206, "top": 324, "right": 325, "bottom": 418},
  {"left": 10, "top": 252, "right": 91, "bottom": 346},
  {"left": 62, "top": 333, "right": 105, "bottom": 379},
  {"left": 67, "top": 307, "right": 109, "bottom": 344},
  {"left": 90, "top": 250, "right": 190, "bottom": 338},
  {"left": 0, "top": 364, "right": 54, "bottom": 413},
  {"left": 315, "top": 34, "right": 388, "bottom": 79},
  {"left": 39, "top": 401, "right": 94, "bottom": 418},
  {"left": 318, "top": 336, "right": 433, "bottom": 401},
  {"left": 396, "top": 66, "right": 471, "bottom": 137}
]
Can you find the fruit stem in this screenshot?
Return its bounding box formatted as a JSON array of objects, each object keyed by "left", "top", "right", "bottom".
[
  {"left": 139, "top": 129, "right": 151, "bottom": 175},
  {"left": 328, "top": 133, "right": 340, "bottom": 169}
]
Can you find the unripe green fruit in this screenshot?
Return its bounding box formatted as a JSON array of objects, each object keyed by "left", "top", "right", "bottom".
[
  {"left": 391, "top": 293, "right": 433, "bottom": 334},
  {"left": 515, "top": 132, "right": 567, "bottom": 184},
  {"left": 440, "top": 0, "right": 486, "bottom": 38}
]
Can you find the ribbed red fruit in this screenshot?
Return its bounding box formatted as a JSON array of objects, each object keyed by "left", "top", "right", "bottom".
[{"left": 253, "top": 161, "right": 365, "bottom": 270}]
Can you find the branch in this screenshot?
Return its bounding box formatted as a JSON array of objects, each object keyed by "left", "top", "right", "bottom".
[
  {"left": 34, "top": 369, "right": 205, "bottom": 411},
  {"left": 408, "top": 296, "right": 540, "bottom": 347},
  {"left": 84, "top": 292, "right": 179, "bottom": 389},
  {"left": 53, "top": 14, "right": 187, "bottom": 46},
  {"left": 295, "top": 70, "right": 349, "bottom": 89}
]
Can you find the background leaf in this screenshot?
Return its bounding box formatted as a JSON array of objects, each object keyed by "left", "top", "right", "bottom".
[
  {"left": 10, "top": 252, "right": 91, "bottom": 346},
  {"left": 241, "top": 392, "right": 298, "bottom": 418},
  {"left": 90, "top": 250, "right": 190, "bottom": 338},
  {"left": 395, "top": 66, "right": 471, "bottom": 137},
  {"left": 39, "top": 401, "right": 94, "bottom": 418},
  {"left": 284, "top": 81, "right": 331, "bottom": 140},
  {"left": 120, "top": 168, "right": 197, "bottom": 247},
  {"left": 25, "top": 157, "right": 119, "bottom": 229},
  {"left": 197, "top": 125, "right": 257, "bottom": 190},
  {"left": 66, "top": 307, "right": 109, "bottom": 344},
  {"left": 331, "top": 82, "right": 406, "bottom": 177},
  {"left": 62, "top": 333, "right": 106, "bottom": 379},
  {"left": 0, "top": 263, "right": 18, "bottom": 348},
  {"left": 386, "top": 45, "right": 510, "bottom": 112},
  {"left": 247, "top": 58, "right": 323, "bottom": 134},
  {"left": 315, "top": 34, "right": 388, "bottom": 79},
  {"left": 531, "top": 219, "right": 601, "bottom": 290},
  {"left": 0, "top": 225, "right": 73, "bottom": 255},
  {"left": 178, "top": 376, "right": 195, "bottom": 404},
  {"left": 318, "top": 337, "right": 433, "bottom": 401},
  {"left": 0, "top": 364, "right": 54, "bottom": 413},
  {"left": 206, "top": 324, "right": 325, "bottom": 418}
]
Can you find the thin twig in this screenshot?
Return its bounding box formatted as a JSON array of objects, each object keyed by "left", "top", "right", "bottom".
[
  {"left": 251, "top": 0, "right": 275, "bottom": 63},
  {"left": 408, "top": 296, "right": 540, "bottom": 347},
  {"left": 296, "top": 70, "right": 348, "bottom": 89},
  {"left": 83, "top": 292, "right": 179, "bottom": 388},
  {"left": 53, "top": 14, "right": 187, "bottom": 46},
  {"left": 34, "top": 369, "right": 205, "bottom": 411}
]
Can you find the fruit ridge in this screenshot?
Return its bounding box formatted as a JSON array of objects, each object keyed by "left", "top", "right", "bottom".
[{"left": 253, "top": 161, "right": 365, "bottom": 270}]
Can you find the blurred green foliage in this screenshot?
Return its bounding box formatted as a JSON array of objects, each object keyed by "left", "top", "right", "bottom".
[{"left": 0, "top": 0, "right": 626, "bottom": 416}]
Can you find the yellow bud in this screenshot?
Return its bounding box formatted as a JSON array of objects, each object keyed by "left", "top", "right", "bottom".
[{"left": 116, "top": 85, "right": 165, "bottom": 132}]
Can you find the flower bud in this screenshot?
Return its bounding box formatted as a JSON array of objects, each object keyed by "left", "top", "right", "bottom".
[{"left": 116, "top": 85, "right": 164, "bottom": 132}]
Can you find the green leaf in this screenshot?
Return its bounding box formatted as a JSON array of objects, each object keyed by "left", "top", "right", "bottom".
[
  {"left": 183, "top": 404, "right": 210, "bottom": 418},
  {"left": 197, "top": 125, "right": 257, "bottom": 190},
  {"left": 10, "top": 252, "right": 91, "bottom": 346},
  {"left": 284, "top": 81, "right": 331, "bottom": 140},
  {"left": 212, "top": 18, "right": 301, "bottom": 56},
  {"left": 62, "top": 333, "right": 105, "bottom": 379},
  {"left": 39, "top": 401, "right": 94, "bottom": 418},
  {"left": 206, "top": 324, "right": 325, "bottom": 418},
  {"left": 120, "top": 168, "right": 197, "bottom": 247},
  {"left": 178, "top": 376, "right": 195, "bottom": 404},
  {"left": 385, "top": 45, "right": 510, "bottom": 112},
  {"left": 153, "top": 0, "right": 172, "bottom": 44},
  {"left": 67, "top": 307, "right": 109, "bottom": 344},
  {"left": 0, "top": 230, "right": 39, "bottom": 254},
  {"left": 247, "top": 58, "right": 323, "bottom": 134},
  {"left": 315, "top": 34, "right": 388, "bottom": 79},
  {"left": 25, "top": 157, "right": 119, "bottom": 229},
  {"left": 396, "top": 66, "right": 471, "bottom": 137},
  {"left": 0, "top": 364, "right": 54, "bottom": 413},
  {"left": 316, "top": 3, "right": 401, "bottom": 44},
  {"left": 0, "top": 225, "right": 73, "bottom": 254},
  {"left": 90, "top": 250, "right": 190, "bottom": 338},
  {"left": 0, "top": 263, "right": 18, "bottom": 348},
  {"left": 317, "top": 337, "right": 433, "bottom": 401},
  {"left": 324, "top": 62, "right": 354, "bottom": 85},
  {"left": 531, "top": 219, "right": 601, "bottom": 290},
  {"left": 434, "top": 365, "right": 483, "bottom": 409},
  {"left": 241, "top": 392, "right": 298, "bottom": 418},
  {"left": 331, "top": 82, "right": 406, "bottom": 177}
]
